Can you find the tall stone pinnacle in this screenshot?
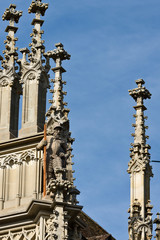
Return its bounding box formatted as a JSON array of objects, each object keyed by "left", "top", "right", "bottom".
[
  {"left": 41, "top": 43, "right": 81, "bottom": 239},
  {"left": 1, "top": 4, "right": 22, "bottom": 69},
  {"left": 18, "top": 0, "right": 50, "bottom": 137},
  {"left": 128, "top": 79, "right": 153, "bottom": 240},
  {"left": 44, "top": 43, "right": 76, "bottom": 188},
  {"left": 28, "top": 0, "right": 48, "bottom": 62},
  {"left": 0, "top": 4, "right": 22, "bottom": 141},
  {"left": 45, "top": 43, "right": 71, "bottom": 124},
  {"left": 128, "top": 79, "right": 152, "bottom": 168}
]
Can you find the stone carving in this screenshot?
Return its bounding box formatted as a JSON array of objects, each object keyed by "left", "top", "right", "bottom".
[
  {"left": 45, "top": 212, "right": 59, "bottom": 240},
  {"left": 21, "top": 150, "right": 35, "bottom": 162},
  {"left": 0, "top": 70, "right": 17, "bottom": 87},
  {"left": 0, "top": 226, "right": 38, "bottom": 240},
  {"left": 128, "top": 156, "right": 153, "bottom": 175},
  {"left": 37, "top": 123, "right": 68, "bottom": 181},
  {"left": 45, "top": 210, "right": 71, "bottom": 240},
  {"left": 28, "top": 0, "right": 48, "bottom": 16},
  {"left": 129, "top": 217, "right": 152, "bottom": 240},
  {"left": 0, "top": 150, "right": 36, "bottom": 168},
  {"left": 47, "top": 178, "right": 73, "bottom": 197},
  {"left": 3, "top": 154, "right": 19, "bottom": 167},
  {"left": 128, "top": 199, "right": 153, "bottom": 240},
  {"left": 2, "top": 4, "right": 22, "bottom": 23}
]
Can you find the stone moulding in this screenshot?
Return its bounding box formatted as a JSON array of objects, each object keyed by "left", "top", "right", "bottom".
[{"left": 0, "top": 150, "right": 36, "bottom": 168}]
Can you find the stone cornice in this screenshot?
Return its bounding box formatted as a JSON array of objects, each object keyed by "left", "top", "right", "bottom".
[
  {"left": 0, "top": 199, "right": 52, "bottom": 231},
  {"left": 0, "top": 132, "right": 43, "bottom": 155}
]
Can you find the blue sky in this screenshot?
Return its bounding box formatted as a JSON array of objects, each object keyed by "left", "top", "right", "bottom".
[{"left": 1, "top": 0, "right": 160, "bottom": 239}]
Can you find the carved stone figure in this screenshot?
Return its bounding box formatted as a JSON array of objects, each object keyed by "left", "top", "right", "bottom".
[{"left": 37, "top": 123, "right": 67, "bottom": 181}]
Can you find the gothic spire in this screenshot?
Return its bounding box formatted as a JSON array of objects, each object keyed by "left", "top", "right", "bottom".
[
  {"left": 45, "top": 43, "right": 71, "bottom": 124},
  {"left": 28, "top": 0, "right": 48, "bottom": 62},
  {"left": 0, "top": 4, "right": 22, "bottom": 142},
  {"left": 18, "top": 0, "right": 50, "bottom": 137},
  {"left": 128, "top": 79, "right": 152, "bottom": 172},
  {"left": 128, "top": 79, "right": 153, "bottom": 240},
  {"left": 1, "top": 4, "right": 22, "bottom": 71}
]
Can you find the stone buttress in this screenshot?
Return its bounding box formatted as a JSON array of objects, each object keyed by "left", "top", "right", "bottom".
[{"left": 128, "top": 79, "right": 153, "bottom": 240}]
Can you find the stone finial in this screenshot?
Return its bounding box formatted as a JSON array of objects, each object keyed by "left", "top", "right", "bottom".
[
  {"left": 28, "top": 0, "right": 48, "bottom": 17},
  {"left": 2, "top": 4, "right": 22, "bottom": 24},
  {"left": 129, "top": 78, "right": 151, "bottom": 101},
  {"left": 46, "top": 43, "right": 71, "bottom": 62}
]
